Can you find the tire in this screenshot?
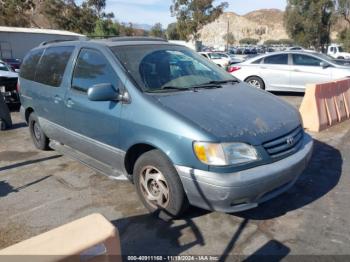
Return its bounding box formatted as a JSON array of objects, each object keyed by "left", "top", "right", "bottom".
[
  {"left": 0, "top": 119, "right": 6, "bottom": 130},
  {"left": 28, "top": 113, "right": 50, "bottom": 150},
  {"left": 337, "top": 56, "right": 344, "bottom": 60},
  {"left": 245, "top": 76, "right": 265, "bottom": 90},
  {"left": 133, "top": 149, "right": 189, "bottom": 221}
]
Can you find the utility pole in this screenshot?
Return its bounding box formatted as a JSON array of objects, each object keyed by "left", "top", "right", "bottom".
[{"left": 226, "top": 20, "right": 230, "bottom": 51}]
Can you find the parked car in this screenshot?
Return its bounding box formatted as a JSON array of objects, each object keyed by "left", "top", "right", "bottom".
[
  {"left": 2, "top": 58, "right": 21, "bottom": 71},
  {"left": 19, "top": 38, "right": 313, "bottom": 219},
  {"left": 0, "top": 60, "right": 19, "bottom": 105},
  {"left": 0, "top": 92, "right": 12, "bottom": 130},
  {"left": 199, "top": 51, "right": 230, "bottom": 68},
  {"left": 327, "top": 44, "right": 350, "bottom": 60},
  {"left": 230, "top": 51, "right": 350, "bottom": 92}
]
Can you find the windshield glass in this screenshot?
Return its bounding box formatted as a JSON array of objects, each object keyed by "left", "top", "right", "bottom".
[
  {"left": 0, "top": 62, "right": 10, "bottom": 71},
  {"left": 339, "top": 47, "right": 344, "bottom": 52},
  {"left": 208, "top": 53, "right": 224, "bottom": 59},
  {"left": 313, "top": 53, "right": 349, "bottom": 66},
  {"left": 111, "top": 44, "right": 236, "bottom": 92}
]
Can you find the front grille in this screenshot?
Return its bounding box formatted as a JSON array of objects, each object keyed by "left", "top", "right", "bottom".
[{"left": 263, "top": 126, "right": 304, "bottom": 159}]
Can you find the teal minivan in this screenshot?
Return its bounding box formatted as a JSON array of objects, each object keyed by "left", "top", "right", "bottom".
[{"left": 19, "top": 37, "right": 313, "bottom": 219}]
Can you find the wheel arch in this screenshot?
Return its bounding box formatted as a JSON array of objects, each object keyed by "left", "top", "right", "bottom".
[
  {"left": 24, "top": 107, "right": 34, "bottom": 123},
  {"left": 124, "top": 143, "right": 170, "bottom": 176}
]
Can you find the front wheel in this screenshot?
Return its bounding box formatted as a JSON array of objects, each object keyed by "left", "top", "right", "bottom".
[
  {"left": 245, "top": 76, "right": 265, "bottom": 90},
  {"left": 133, "top": 150, "right": 188, "bottom": 221}
]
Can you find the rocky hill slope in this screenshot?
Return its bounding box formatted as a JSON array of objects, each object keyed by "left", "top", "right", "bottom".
[{"left": 199, "top": 9, "right": 289, "bottom": 46}]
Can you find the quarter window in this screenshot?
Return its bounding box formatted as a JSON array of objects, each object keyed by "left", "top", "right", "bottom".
[
  {"left": 20, "top": 49, "right": 44, "bottom": 81},
  {"left": 71, "top": 49, "right": 122, "bottom": 93},
  {"left": 292, "top": 54, "right": 322, "bottom": 66},
  {"left": 264, "top": 54, "right": 288, "bottom": 65},
  {"left": 35, "top": 46, "right": 74, "bottom": 87}
]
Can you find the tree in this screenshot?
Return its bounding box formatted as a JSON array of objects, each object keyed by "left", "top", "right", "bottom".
[
  {"left": 284, "top": 0, "right": 334, "bottom": 51},
  {"left": 149, "top": 23, "right": 165, "bottom": 38},
  {"left": 86, "top": 0, "right": 106, "bottom": 18},
  {"left": 335, "top": 0, "right": 350, "bottom": 51},
  {"left": 92, "top": 19, "right": 120, "bottom": 37},
  {"left": 239, "top": 38, "right": 259, "bottom": 45},
  {"left": 170, "top": 0, "right": 228, "bottom": 40},
  {"left": 121, "top": 23, "right": 134, "bottom": 36},
  {"left": 166, "top": 23, "right": 180, "bottom": 40},
  {"left": 0, "top": 0, "right": 36, "bottom": 27},
  {"left": 335, "top": 0, "right": 350, "bottom": 25},
  {"left": 223, "top": 33, "right": 235, "bottom": 45}
]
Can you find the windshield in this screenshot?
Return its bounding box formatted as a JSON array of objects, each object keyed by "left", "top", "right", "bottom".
[
  {"left": 111, "top": 45, "right": 236, "bottom": 92},
  {"left": 208, "top": 53, "right": 225, "bottom": 59},
  {"left": 339, "top": 46, "right": 344, "bottom": 52},
  {"left": 0, "top": 62, "right": 10, "bottom": 72},
  {"left": 313, "top": 53, "right": 349, "bottom": 66}
]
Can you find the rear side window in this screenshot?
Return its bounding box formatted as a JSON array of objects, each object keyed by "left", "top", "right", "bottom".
[
  {"left": 35, "top": 46, "right": 74, "bottom": 87},
  {"left": 292, "top": 54, "right": 321, "bottom": 67},
  {"left": 71, "top": 48, "right": 121, "bottom": 93},
  {"left": 264, "top": 54, "right": 288, "bottom": 65},
  {"left": 20, "top": 49, "right": 44, "bottom": 81}
]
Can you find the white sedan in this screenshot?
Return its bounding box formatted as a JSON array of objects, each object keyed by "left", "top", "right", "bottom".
[{"left": 230, "top": 51, "right": 350, "bottom": 92}]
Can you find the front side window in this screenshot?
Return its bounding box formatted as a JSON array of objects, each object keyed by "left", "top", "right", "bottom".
[
  {"left": 35, "top": 46, "right": 74, "bottom": 87},
  {"left": 111, "top": 45, "right": 235, "bottom": 92},
  {"left": 292, "top": 54, "right": 321, "bottom": 66},
  {"left": 72, "top": 48, "right": 122, "bottom": 93},
  {"left": 264, "top": 54, "right": 288, "bottom": 65},
  {"left": 20, "top": 49, "right": 44, "bottom": 81}
]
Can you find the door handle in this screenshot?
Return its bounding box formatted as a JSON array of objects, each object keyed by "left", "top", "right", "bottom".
[
  {"left": 53, "top": 95, "right": 62, "bottom": 104},
  {"left": 66, "top": 98, "right": 74, "bottom": 108}
]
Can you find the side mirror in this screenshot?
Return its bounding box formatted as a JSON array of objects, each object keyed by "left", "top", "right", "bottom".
[
  {"left": 320, "top": 62, "right": 329, "bottom": 69},
  {"left": 15, "top": 69, "right": 20, "bottom": 73},
  {"left": 87, "top": 83, "right": 119, "bottom": 101}
]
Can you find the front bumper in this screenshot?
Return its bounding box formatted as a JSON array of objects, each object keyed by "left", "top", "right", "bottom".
[{"left": 176, "top": 134, "right": 314, "bottom": 213}]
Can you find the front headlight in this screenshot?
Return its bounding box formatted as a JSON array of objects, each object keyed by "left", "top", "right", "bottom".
[{"left": 193, "top": 142, "right": 260, "bottom": 166}]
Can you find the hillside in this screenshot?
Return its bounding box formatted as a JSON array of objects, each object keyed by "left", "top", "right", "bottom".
[
  {"left": 199, "top": 8, "right": 344, "bottom": 47},
  {"left": 199, "top": 9, "right": 289, "bottom": 46}
]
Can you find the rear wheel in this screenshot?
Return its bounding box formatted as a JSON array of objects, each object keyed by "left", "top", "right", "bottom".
[
  {"left": 29, "top": 113, "right": 50, "bottom": 150},
  {"left": 337, "top": 56, "right": 345, "bottom": 60},
  {"left": 134, "top": 149, "right": 188, "bottom": 221},
  {"left": 245, "top": 76, "right": 265, "bottom": 90}
]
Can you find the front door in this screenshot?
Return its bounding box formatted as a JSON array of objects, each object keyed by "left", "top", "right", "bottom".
[
  {"left": 289, "top": 54, "right": 332, "bottom": 91},
  {"left": 63, "top": 48, "right": 126, "bottom": 169}
]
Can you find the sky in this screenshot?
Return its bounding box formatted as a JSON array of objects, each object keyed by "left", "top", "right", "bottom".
[{"left": 78, "top": 0, "right": 287, "bottom": 27}]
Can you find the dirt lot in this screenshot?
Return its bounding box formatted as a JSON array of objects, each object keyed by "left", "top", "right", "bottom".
[{"left": 1, "top": 93, "right": 350, "bottom": 259}]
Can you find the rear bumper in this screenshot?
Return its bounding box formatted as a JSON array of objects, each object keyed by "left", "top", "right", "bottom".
[{"left": 176, "top": 134, "right": 314, "bottom": 213}]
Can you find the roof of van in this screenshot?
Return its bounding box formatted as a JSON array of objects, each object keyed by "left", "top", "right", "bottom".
[{"left": 37, "top": 37, "right": 173, "bottom": 48}]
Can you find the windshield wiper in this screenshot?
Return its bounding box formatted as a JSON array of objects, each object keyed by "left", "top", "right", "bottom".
[
  {"left": 207, "top": 79, "right": 240, "bottom": 85},
  {"left": 189, "top": 79, "right": 240, "bottom": 90},
  {"left": 145, "top": 86, "right": 192, "bottom": 93}
]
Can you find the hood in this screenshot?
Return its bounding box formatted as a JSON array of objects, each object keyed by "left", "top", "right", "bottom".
[
  {"left": 0, "top": 70, "right": 18, "bottom": 78},
  {"left": 338, "top": 52, "right": 350, "bottom": 57},
  {"left": 153, "top": 83, "right": 301, "bottom": 145}
]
